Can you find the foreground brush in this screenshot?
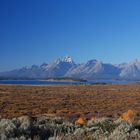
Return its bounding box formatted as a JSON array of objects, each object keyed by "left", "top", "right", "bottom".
[{"left": 0, "top": 110, "right": 140, "bottom": 140}]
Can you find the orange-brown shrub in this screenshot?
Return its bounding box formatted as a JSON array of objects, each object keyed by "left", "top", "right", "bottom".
[
  {"left": 121, "top": 109, "right": 136, "bottom": 122},
  {"left": 75, "top": 117, "right": 87, "bottom": 125}
]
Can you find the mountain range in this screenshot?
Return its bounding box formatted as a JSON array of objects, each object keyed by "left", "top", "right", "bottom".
[{"left": 1, "top": 56, "right": 140, "bottom": 81}]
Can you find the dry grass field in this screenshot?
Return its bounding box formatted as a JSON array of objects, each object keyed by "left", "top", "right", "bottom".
[{"left": 0, "top": 84, "right": 140, "bottom": 121}]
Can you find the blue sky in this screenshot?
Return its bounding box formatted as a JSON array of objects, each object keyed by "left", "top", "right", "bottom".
[{"left": 0, "top": 0, "right": 140, "bottom": 71}]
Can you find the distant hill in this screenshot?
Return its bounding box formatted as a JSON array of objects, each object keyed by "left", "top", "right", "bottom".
[{"left": 1, "top": 56, "right": 140, "bottom": 81}]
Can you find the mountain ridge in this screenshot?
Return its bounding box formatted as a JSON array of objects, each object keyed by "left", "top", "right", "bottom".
[{"left": 1, "top": 56, "right": 140, "bottom": 81}]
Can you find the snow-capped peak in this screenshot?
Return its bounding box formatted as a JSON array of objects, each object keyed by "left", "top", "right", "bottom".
[{"left": 63, "top": 56, "right": 74, "bottom": 63}]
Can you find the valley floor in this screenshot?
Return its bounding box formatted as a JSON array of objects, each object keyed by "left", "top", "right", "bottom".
[{"left": 0, "top": 84, "right": 140, "bottom": 121}]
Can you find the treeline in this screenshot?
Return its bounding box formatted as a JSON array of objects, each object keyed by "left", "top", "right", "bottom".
[
  {"left": 45, "top": 77, "right": 87, "bottom": 82},
  {"left": 0, "top": 77, "right": 87, "bottom": 82}
]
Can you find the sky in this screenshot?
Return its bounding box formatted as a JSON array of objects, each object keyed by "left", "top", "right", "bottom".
[{"left": 0, "top": 0, "right": 140, "bottom": 72}]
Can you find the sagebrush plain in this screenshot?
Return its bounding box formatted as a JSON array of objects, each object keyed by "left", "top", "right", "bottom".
[{"left": 0, "top": 84, "right": 140, "bottom": 121}]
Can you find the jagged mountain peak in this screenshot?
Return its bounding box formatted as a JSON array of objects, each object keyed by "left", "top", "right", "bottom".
[
  {"left": 86, "top": 59, "right": 101, "bottom": 66},
  {"left": 53, "top": 58, "right": 61, "bottom": 64},
  {"left": 40, "top": 63, "right": 48, "bottom": 69},
  {"left": 50, "top": 56, "right": 75, "bottom": 66},
  {"left": 63, "top": 56, "right": 74, "bottom": 63}
]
